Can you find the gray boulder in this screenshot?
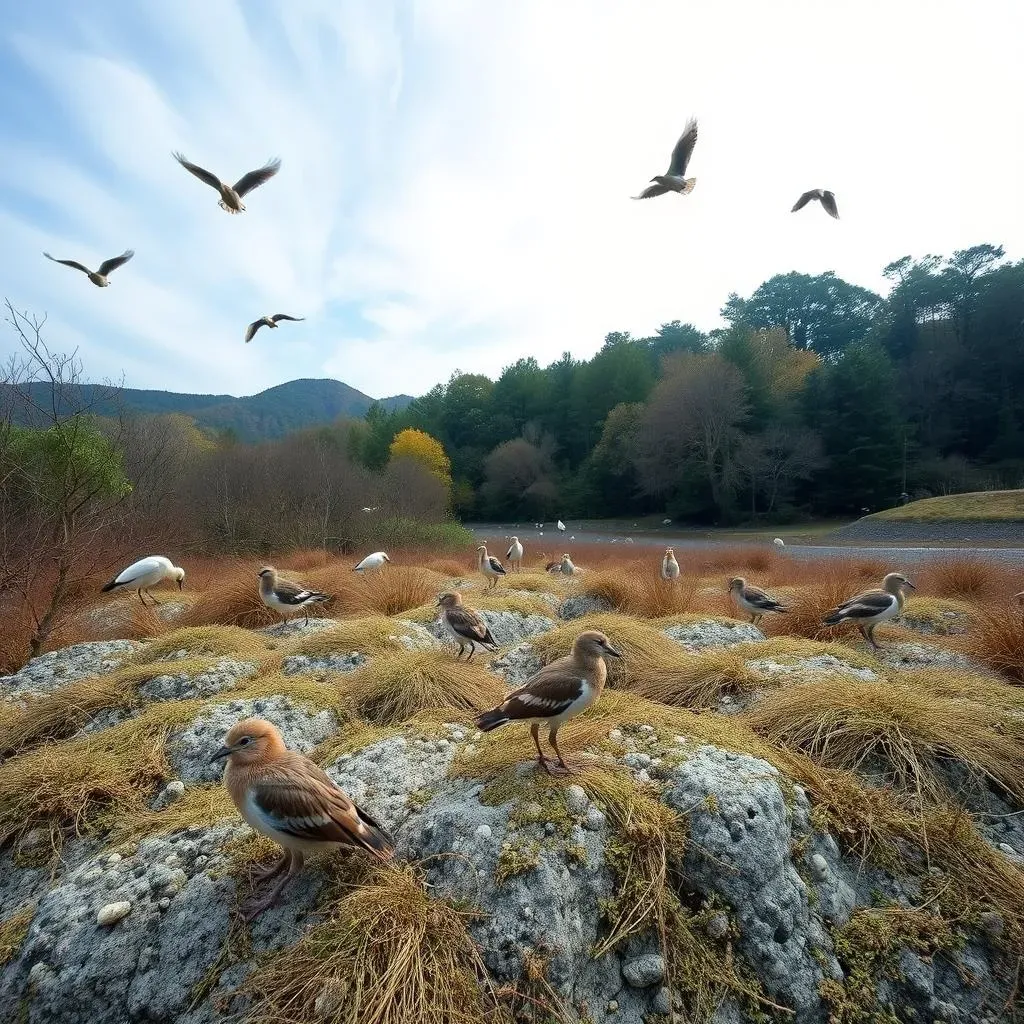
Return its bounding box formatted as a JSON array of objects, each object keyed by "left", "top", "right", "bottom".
[
  {"left": 663, "top": 620, "right": 764, "bottom": 650},
  {"left": 558, "top": 594, "right": 613, "bottom": 620},
  {"left": 0, "top": 641, "right": 141, "bottom": 700}
]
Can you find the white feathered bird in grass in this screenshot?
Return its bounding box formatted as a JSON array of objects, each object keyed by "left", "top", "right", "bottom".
[
  {"left": 557, "top": 520, "right": 566, "bottom": 532},
  {"left": 773, "top": 538, "right": 785, "bottom": 548},
  {"left": 353, "top": 552, "right": 390, "bottom": 573},
  {"left": 102, "top": 556, "right": 185, "bottom": 606},
  {"left": 258, "top": 567, "right": 330, "bottom": 623},
  {"left": 661, "top": 548, "right": 680, "bottom": 581},
  {"left": 506, "top": 536, "right": 524, "bottom": 572},
  {"left": 477, "top": 544, "right": 507, "bottom": 589}
]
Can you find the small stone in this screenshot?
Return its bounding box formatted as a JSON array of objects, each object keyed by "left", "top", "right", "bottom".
[
  {"left": 607, "top": 1000, "right": 619, "bottom": 1012},
  {"left": 673, "top": 735, "right": 688, "bottom": 744},
  {"left": 979, "top": 911, "right": 1004, "bottom": 938},
  {"left": 474, "top": 824, "right": 492, "bottom": 841},
  {"left": 564, "top": 785, "right": 588, "bottom": 815},
  {"left": 450, "top": 729, "right": 465, "bottom": 741},
  {"left": 158, "top": 898, "right": 171, "bottom": 911},
  {"left": 810, "top": 853, "right": 829, "bottom": 879},
  {"left": 609, "top": 729, "right": 623, "bottom": 741},
  {"left": 105, "top": 853, "right": 122, "bottom": 866},
  {"left": 584, "top": 807, "right": 606, "bottom": 831},
  {"left": 999, "top": 843, "right": 1017, "bottom": 856},
  {"left": 96, "top": 901, "right": 132, "bottom": 926},
  {"left": 624, "top": 752, "right": 652, "bottom": 769},
  {"left": 634, "top": 769, "right": 652, "bottom": 785},
  {"left": 706, "top": 912, "right": 729, "bottom": 940},
  {"left": 28, "top": 962, "right": 54, "bottom": 987},
  {"left": 472, "top": 732, "right": 482, "bottom": 741},
  {"left": 160, "top": 780, "right": 186, "bottom": 805},
  {"left": 653, "top": 987, "right": 672, "bottom": 1014},
  {"left": 622, "top": 953, "right": 665, "bottom": 988},
  {"left": 638, "top": 724, "right": 655, "bottom": 733}
]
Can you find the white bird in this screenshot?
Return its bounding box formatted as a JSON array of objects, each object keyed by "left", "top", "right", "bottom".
[
  {"left": 557, "top": 520, "right": 566, "bottom": 532},
  {"left": 102, "top": 556, "right": 184, "bottom": 606},
  {"left": 791, "top": 189, "right": 839, "bottom": 219},
  {"left": 361, "top": 507, "right": 379, "bottom": 513},
  {"left": 728, "top": 577, "right": 788, "bottom": 626},
  {"left": 506, "top": 536, "right": 524, "bottom": 572},
  {"left": 633, "top": 118, "right": 699, "bottom": 200},
  {"left": 773, "top": 538, "right": 785, "bottom": 548},
  {"left": 173, "top": 152, "right": 281, "bottom": 214},
  {"left": 244, "top": 313, "right": 304, "bottom": 344},
  {"left": 662, "top": 518, "right": 672, "bottom": 526},
  {"left": 661, "top": 548, "right": 680, "bottom": 581},
  {"left": 44, "top": 249, "right": 134, "bottom": 288},
  {"left": 353, "top": 552, "right": 390, "bottom": 573},
  {"left": 477, "top": 545, "right": 507, "bottom": 589},
  {"left": 258, "top": 567, "right": 330, "bottom": 623}
]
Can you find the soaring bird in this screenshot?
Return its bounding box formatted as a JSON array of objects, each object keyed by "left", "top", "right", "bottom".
[
  {"left": 353, "top": 551, "right": 390, "bottom": 573},
  {"left": 661, "top": 547, "right": 680, "bottom": 582},
  {"left": 244, "top": 313, "right": 305, "bottom": 344},
  {"left": 506, "top": 536, "right": 524, "bottom": 572},
  {"left": 43, "top": 249, "right": 134, "bottom": 288},
  {"left": 212, "top": 718, "right": 394, "bottom": 920},
  {"left": 102, "top": 555, "right": 184, "bottom": 606},
  {"left": 437, "top": 591, "right": 497, "bottom": 661},
  {"left": 475, "top": 630, "right": 621, "bottom": 775},
  {"left": 822, "top": 572, "right": 915, "bottom": 648},
  {"left": 632, "top": 118, "right": 698, "bottom": 200},
  {"left": 172, "top": 152, "right": 281, "bottom": 214},
  {"left": 477, "top": 545, "right": 506, "bottom": 589},
  {"left": 791, "top": 189, "right": 839, "bottom": 219},
  {"left": 258, "top": 566, "right": 330, "bottom": 623},
  {"left": 728, "top": 576, "right": 788, "bottom": 626}
]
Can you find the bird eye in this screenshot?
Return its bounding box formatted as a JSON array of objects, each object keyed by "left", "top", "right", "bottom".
[{"left": 238, "top": 736, "right": 252, "bottom": 746}]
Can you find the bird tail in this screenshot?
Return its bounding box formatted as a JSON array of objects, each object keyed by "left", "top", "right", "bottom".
[
  {"left": 101, "top": 578, "right": 119, "bottom": 593},
  {"left": 821, "top": 610, "right": 844, "bottom": 626},
  {"left": 309, "top": 591, "right": 330, "bottom": 604},
  {"left": 354, "top": 807, "right": 397, "bottom": 861},
  {"left": 481, "top": 629, "right": 499, "bottom": 651},
  {"left": 475, "top": 706, "right": 509, "bottom": 732},
  {"left": 681, "top": 177, "right": 696, "bottom": 194}
]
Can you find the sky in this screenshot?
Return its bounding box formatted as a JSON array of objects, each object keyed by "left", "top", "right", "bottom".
[{"left": 1, "top": 1, "right": 1022, "bottom": 402}]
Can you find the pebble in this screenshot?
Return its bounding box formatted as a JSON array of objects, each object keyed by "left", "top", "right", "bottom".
[
  {"left": 999, "top": 843, "right": 1017, "bottom": 857},
  {"left": 161, "top": 781, "right": 186, "bottom": 804},
  {"left": 609, "top": 729, "right": 623, "bottom": 741},
  {"left": 564, "top": 785, "right": 588, "bottom": 815},
  {"left": 450, "top": 729, "right": 465, "bottom": 741},
  {"left": 706, "top": 912, "right": 729, "bottom": 940},
  {"left": 584, "top": 807, "right": 606, "bottom": 831},
  {"left": 96, "top": 901, "right": 132, "bottom": 926},
  {"left": 810, "top": 853, "right": 829, "bottom": 880},
  {"left": 607, "top": 1000, "right": 619, "bottom": 1012},
  {"left": 621, "top": 953, "right": 665, "bottom": 988},
  {"left": 158, "top": 898, "right": 171, "bottom": 911},
  {"left": 105, "top": 853, "right": 122, "bottom": 866},
  {"left": 475, "top": 824, "right": 492, "bottom": 841},
  {"left": 638, "top": 724, "right": 655, "bottom": 733}
]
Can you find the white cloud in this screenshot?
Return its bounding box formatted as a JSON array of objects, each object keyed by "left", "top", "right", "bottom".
[{"left": 0, "top": 0, "right": 1022, "bottom": 401}]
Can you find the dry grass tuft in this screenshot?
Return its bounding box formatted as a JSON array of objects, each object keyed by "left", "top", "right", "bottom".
[
  {"left": 343, "top": 567, "right": 447, "bottom": 617},
  {"left": 631, "top": 649, "right": 768, "bottom": 710},
  {"left": 730, "top": 636, "right": 883, "bottom": 671},
  {"left": 423, "top": 558, "right": 470, "bottom": 578},
  {"left": 180, "top": 563, "right": 279, "bottom": 630},
  {"left": 0, "top": 903, "right": 35, "bottom": 966},
  {"left": 133, "top": 625, "right": 274, "bottom": 663},
  {"left": 497, "top": 571, "right": 560, "bottom": 594},
  {"left": 763, "top": 568, "right": 875, "bottom": 643},
  {"left": 924, "top": 558, "right": 999, "bottom": 601},
  {"left": 744, "top": 680, "right": 1024, "bottom": 803},
  {"left": 343, "top": 650, "right": 505, "bottom": 725},
  {"left": 471, "top": 591, "right": 556, "bottom": 618},
  {"left": 956, "top": 604, "right": 1024, "bottom": 683},
  {"left": 576, "top": 564, "right": 698, "bottom": 618},
  {"left": 241, "top": 861, "right": 507, "bottom": 1024},
  {"left": 900, "top": 667, "right": 1024, "bottom": 714},
  {"left": 281, "top": 616, "right": 418, "bottom": 659},
  {"left": 110, "top": 784, "right": 237, "bottom": 848}
]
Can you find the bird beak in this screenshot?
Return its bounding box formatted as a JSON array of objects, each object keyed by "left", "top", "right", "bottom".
[
  {"left": 435, "top": 598, "right": 442, "bottom": 606},
  {"left": 904, "top": 580, "right": 916, "bottom": 590},
  {"left": 604, "top": 643, "right": 622, "bottom": 658},
  {"left": 209, "top": 745, "right": 232, "bottom": 763}
]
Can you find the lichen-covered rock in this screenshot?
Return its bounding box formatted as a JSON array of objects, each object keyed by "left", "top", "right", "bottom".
[
  {"left": 663, "top": 619, "right": 765, "bottom": 650},
  {"left": 558, "top": 594, "right": 613, "bottom": 620},
  {"left": 0, "top": 640, "right": 141, "bottom": 700},
  {"left": 489, "top": 642, "right": 543, "bottom": 686},
  {"left": 281, "top": 651, "right": 366, "bottom": 675},
  {"left": 426, "top": 610, "right": 555, "bottom": 650},
  {"left": 745, "top": 655, "right": 878, "bottom": 683},
  {"left": 139, "top": 659, "right": 258, "bottom": 701},
  {"left": 391, "top": 620, "right": 444, "bottom": 651},
  {"left": 167, "top": 697, "right": 339, "bottom": 783},
  {"left": 257, "top": 616, "right": 340, "bottom": 638}
]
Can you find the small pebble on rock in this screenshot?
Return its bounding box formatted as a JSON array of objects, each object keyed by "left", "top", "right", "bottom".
[
  {"left": 622, "top": 953, "right": 666, "bottom": 988},
  {"left": 706, "top": 912, "right": 729, "bottom": 940},
  {"left": 96, "top": 901, "right": 132, "bottom": 926}
]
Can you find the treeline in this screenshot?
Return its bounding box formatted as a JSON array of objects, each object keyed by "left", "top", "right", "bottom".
[{"left": 346, "top": 243, "right": 1024, "bottom": 522}]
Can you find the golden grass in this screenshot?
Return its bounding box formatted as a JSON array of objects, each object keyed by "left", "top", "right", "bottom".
[
  {"left": 0, "top": 904, "right": 34, "bottom": 966},
  {"left": 342, "top": 650, "right": 506, "bottom": 725},
  {"left": 346, "top": 567, "right": 449, "bottom": 617},
  {"left": 279, "top": 616, "right": 418, "bottom": 659},
  {"left": 955, "top": 604, "right": 1024, "bottom": 683},
  {"left": 899, "top": 667, "right": 1024, "bottom": 714},
  {"left": 422, "top": 558, "right": 471, "bottom": 578},
  {"left": 471, "top": 592, "right": 556, "bottom": 618},
  {"left": 109, "top": 783, "right": 237, "bottom": 849},
  {"left": 240, "top": 861, "right": 509, "bottom": 1024},
  {"left": 869, "top": 489, "right": 1024, "bottom": 521},
  {"left": 575, "top": 564, "right": 698, "bottom": 618},
  {"left": 744, "top": 680, "right": 1024, "bottom": 803},
  {"left": 901, "top": 595, "right": 975, "bottom": 632},
  {"left": 730, "top": 636, "right": 883, "bottom": 672},
  {"left": 630, "top": 648, "right": 767, "bottom": 710},
  {"left": 495, "top": 570, "right": 560, "bottom": 594},
  {"left": 922, "top": 558, "right": 1000, "bottom": 601},
  {"left": 132, "top": 625, "right": 276, "bottom": 663}
]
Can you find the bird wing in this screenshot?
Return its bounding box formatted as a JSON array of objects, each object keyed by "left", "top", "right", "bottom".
[
  {"left": 173, "top": 152, "right": 224, "bottom": 191},
  {"left": 232, "top": 158, "right": 282, "bottom": 197},
  {"left": 666, "top": 118, "right": 698, "bottom": 176},
  {"left": 43, "top": 253, "right": 91, "bottom": 275},
  {"left": 506, "top": 544, "right": 514, "bottom": 558},
  {"left": 821, "top": 191, "right": 840, "bottom": 219},
  {"left": 98, "top": 250, "right": 134, "bottom": 276},
  {"left": 446, "top": 605, "right": 491, "bottom": 643},
  {"left": 488, "top": 556, "right": 506, "bottom": 574},
  {"left": 244, "top": 320, "right": 264, "bottom": 343},
  {"left": 791, "top": 190, "right": 818, "bottom": 212},
  {"left": 632, "top": 183, "right": 671, "bottom": 200},
  {"left": 501, "top": 659, "right": 586, "bottom": 721},
  {"left": 273, "top": 577, "right": 328, "bottom": 605},
  {"left": 828, "top": 590, "right": 895, "bottom": 619},
  {"left": 250, "top": 755, "right": 394, "bottom": 859},
  {"left": 743, "top": 585, "right": 786, "bottom": 611},
  {"left": 270, "top": 314, "right": 304, "bottom": 324}
]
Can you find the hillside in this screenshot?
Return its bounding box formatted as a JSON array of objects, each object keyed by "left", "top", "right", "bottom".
[
  {"left": 7, "top": 379, "right": 414, "bottom": 441},
  {"left": 868, "top": 490, "right": 1024, "bottom": 522}
]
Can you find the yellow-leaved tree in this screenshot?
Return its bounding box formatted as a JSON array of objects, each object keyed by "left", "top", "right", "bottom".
[{"left": 388, "top": 428, "right": 453, "bottom": 490}]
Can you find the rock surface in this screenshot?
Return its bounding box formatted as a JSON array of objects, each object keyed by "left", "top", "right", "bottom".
[{"left": 0, "top": 640, "right": 140, "bottom": 700}]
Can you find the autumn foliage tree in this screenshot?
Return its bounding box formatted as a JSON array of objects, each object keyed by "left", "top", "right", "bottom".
[{"left": 388, "top": 428, "right": 452, "bottom": 491}]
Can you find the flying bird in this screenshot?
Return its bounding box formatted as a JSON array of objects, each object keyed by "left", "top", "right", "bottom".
[
  {"left": 822, "top": 572, "right": 915, "bottom": 649},
  {"left": 102, "top": 555, "right": 184, "bottom": 606},
  {"left": 172, "top": 152, "right": 281, "bottom": 214},
  {"left": 43, "top": 249, "right": 134, "bottom": 288},
  {"left": 212, "top": 717, "right": 394, "bottom": 920},
  {"left": 437, "top": 591, "right": 498, "bottom": 661},
  {"left": 258, "top": 566, "right": 330, "bottom": 623},
  {"left": 791, "top": 189, "right": 839, "bottom": 219},
  {"left": 244, "top": 313, "right": 305, "bottom": 344},
  {"left": 632, "top": 118, "right": 698, "bottom": 200}
]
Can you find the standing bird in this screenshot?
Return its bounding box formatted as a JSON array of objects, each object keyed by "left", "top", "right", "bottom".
[
  {"left": 437, "top": 591, "right": 497, "bottom": 661},
  {"left": 477, "top": 545, "right": 506, "bottom": 589},
  {"left": 661, "top": 547, "right": 680, "bottom": 581},
  {"left": 475, "top": 630, "right": 621, "bottom": 775},
  {"left": 773, "top": 538, "right": 786, "bottom": 548},
  {"left": 353, "top": 552, "right": 390, "bottom": 573},
  {"left": 559, "top": 553, "right": 577, "bottom": 577},
  {"left": 632, "top": 118, "right": 699, "bottom": 200},
  {"left": 728, "top": 577, "right": 788, "bottom": 626},
  {"left": 172, "top": 152, "right": 281, "bottom": 214},
  {"left": 258, "top": 566, "right": 330, "bottom": 623},
  {"left": 43, "top": 249, "right": 134, "bottom": 288},
  {"left": 822, "top": 572, "right": 915, "bottom": 649},
  {"left": 102, "top": 555, "right": 184, "bottom": 606},
  {"left": 557, "top": 520, "right": 566, "bottom": 533},
  {"left": 506, "top": 536, "right": 524, "bottom": 572},
  {"left": 211, "top": 718, "right": 394, "bottom": 920},
  {"left": 791, "top": 189, "right": 839, "bottom": 219},
  {"left": 245, "top": 313, "right": 305, "bottom": 344}
]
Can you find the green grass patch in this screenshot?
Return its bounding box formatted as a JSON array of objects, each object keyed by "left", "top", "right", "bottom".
[
  {"left": 0, "top": 904, "right": 34, "bottom": 966},
  {"left": 868, "top": 490, "right": 1024, "bottom": 522}
]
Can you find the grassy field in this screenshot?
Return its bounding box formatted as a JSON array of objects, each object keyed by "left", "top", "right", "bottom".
[{"left": 869, "top": 490, "right": 1024, "bottom": 522}]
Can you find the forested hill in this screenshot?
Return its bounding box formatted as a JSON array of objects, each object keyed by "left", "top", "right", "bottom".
[
  {"left": 10, "top": 378, "right": 413, "bottom": 442},
  {"left": 352, "top": 243, "right": 1024, "bottom": 523}
]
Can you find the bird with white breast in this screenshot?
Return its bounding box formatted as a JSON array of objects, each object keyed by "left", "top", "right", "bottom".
[{"left": 102, "top": 556, "right": 184, "bottom": 606}]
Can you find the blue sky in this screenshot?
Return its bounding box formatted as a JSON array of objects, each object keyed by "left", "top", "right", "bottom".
[{"left": 1, "top": 1, "right": 1022, "bottom": 400}]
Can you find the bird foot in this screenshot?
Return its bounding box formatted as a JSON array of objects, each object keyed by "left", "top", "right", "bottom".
[
  {"left": 541, "top": 760, "right": 579, "bottom": 776},
  {"left": 251, "top": 857, "right": 287, "bottom": 884},
  {"left": 241, "top": 894, "right": 278, "bottom": 922}
]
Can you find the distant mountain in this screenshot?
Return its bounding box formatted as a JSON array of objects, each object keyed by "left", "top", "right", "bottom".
[{"left": 7, "top": 378, "right": 414, "bottom": 442}]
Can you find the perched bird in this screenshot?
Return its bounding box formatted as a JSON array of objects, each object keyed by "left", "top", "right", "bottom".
[
  {"left": 244, "top": 313, "right": 305, "bottom": 344},
  {"left": 661, "top": 547, "right": 680, "bottom": 581},
  {"left": 43, "top": 249, "right": 134, "bottom": 288},
  {"left": 258, "top": 566, "right": 330, "bottom": 623},
  {"left": 773, "top": 538, "right": 785, "bottom": 548},
  {"left": 475, "top": 630, "right": 621, "bottom": 775},
  {"left": 559, "top": 553, "right": 579, "bottom": 577},
  {"left": 102, "top": 555, "right": 184, "bottom": 606},
  {"left": 728, "top": 576, "right": 788, "bottom": 625},
  {"left": 791, "top": 189, "right": 839, "bottom": 219},
  {"left": 557, "top": 520, "right": 566, "bottom": 533},
  {"left": 632, "top": 118, "right": 698, "bottom": 200},
  {"left": 662, "top": 518, "right": 672, "bottom": 526},
  {"left": 353, "top": 552, "right": 390, "bottom": 573},
  {"left": 477, "top": 544, "right": 506, "bottom": 589},
  {"left": 506, "top": 536, "right": 524, "bottom": 572},
  {"left": 211, "top": 718, "right": 394, "bottom": 920},
  {"left": 822, "top": 572, "right": 916, "bottom": 649},
  {"left": 173, "top": 152, "right": 281, "bottom": 214},
  {"left": 437, "top": 591, "right": 497, "bottom": 661}
]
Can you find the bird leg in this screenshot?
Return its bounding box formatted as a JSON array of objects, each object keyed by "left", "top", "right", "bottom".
[
  {"left": 466, "top": 644, "right": 476, "bottom": 662},
  {"left": 546, "top": 728, "right": 579, "bottom": 775},
  {"left": 531, "top": 723, "right": 554, "bottom": 771},
  {"left": 243, "top": 851, "right": 302, "bottom": 921},
  {"left": 251, "top": 850, "right": 290, "bottom": 884},
  {"left": 866, "top": 624, "right": 881, "bottom": 650},
  {"left": 136, "top": 588, "right": 150, "bottom": 608},
  {"left": 148, "top": 589, "right": 161, "bottom": 605}
]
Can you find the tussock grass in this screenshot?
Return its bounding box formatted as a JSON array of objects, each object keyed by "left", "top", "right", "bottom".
[
  {"left": 576, "top": 565, "right": 698, "bottom": 618},
  {"left": 899, "top": 667, "right": 1024, "bottom": 714},
  {"left": 924, "top": 558, "right": 1000, "bottom": 601},
  {"left": 630, "top": 649, "right": 768, "bottom": 710},
  {"left": 744, "top": 680, "right": 1024, "bottom": 803},
  {"left": 180, "top": 563, "right": 279, "bottom": 629},
  {"left": 347, "top": 567, "right": 447, "bottom": 617},
  {"left": 471, "top": 592, "right": 556, "bottom": 618},
  {"left": 280, "top": 615, "right": 418, "bottom": 659},
  {"left": 133, "top": 625, "right": 274, "bottom": 663},
  {"left": 343, "top": 650, "right": 505, "bottom": 725},
  {"left": 0, "top": 903, "right": 34, "bottom": 966},
  {"left": 241, "top": 861, "right": 507, "bottom": 1024},
  {"left": 764, "top": 568, "right": 879, "bottom": 643},
  {"left": 956, "top": 604, "right": 1024, "bottom": 683},
  {"left": 422, "top": 558, "right": 470, "bottom": 578},
  {"left": 497, "top": 571, "right": 560, "bottom": 594},
  {"left": 901, "top": 595, "right": 975, "bottom": 632},
  {"left": 689, "top": 545, "right": 781, "bottom": 575},
  {"left": 110, "top": 783, "right": 237, "bottom": 848}
]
